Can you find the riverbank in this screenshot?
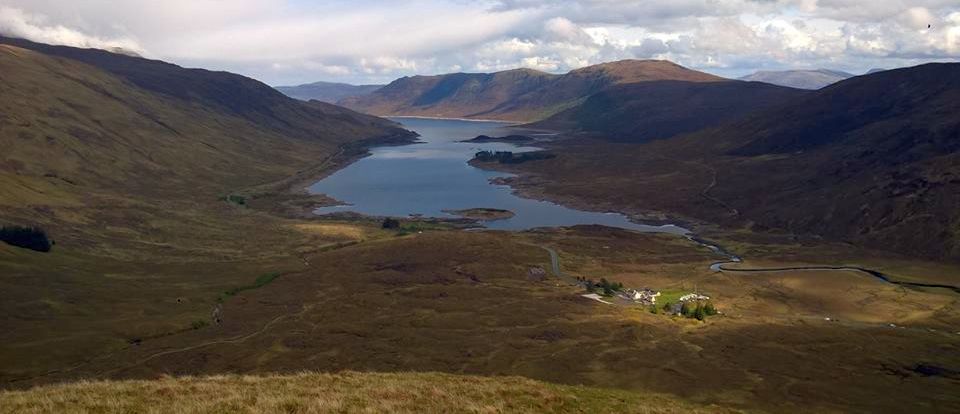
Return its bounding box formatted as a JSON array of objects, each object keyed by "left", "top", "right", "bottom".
[{"left": 390, "top": 115, "right": 523, "bottom": 124}]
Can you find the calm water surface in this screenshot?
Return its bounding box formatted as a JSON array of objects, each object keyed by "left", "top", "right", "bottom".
[{"left": 309, "top": 117, "right": 687, "bottom": 233}]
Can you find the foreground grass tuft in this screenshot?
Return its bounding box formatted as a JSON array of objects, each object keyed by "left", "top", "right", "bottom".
[{"left": 0, "top": 371, "right": 724, "bottom": 413}]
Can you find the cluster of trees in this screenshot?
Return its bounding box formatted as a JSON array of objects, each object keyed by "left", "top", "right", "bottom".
[
  {"left": 579, "top": 277, "right": 624, "bottom": 296},
  {"left": 382, "top": 218, "right": 401, "bottom": 229},
  {"left": 473, "top": 150, "right": 556, "bottom": 164},
  {"left": 656, "top": 300, "right": 718, "bottom": 320},
  {"left": 0, "top": 225, "right": 52, "bottom": 252}
]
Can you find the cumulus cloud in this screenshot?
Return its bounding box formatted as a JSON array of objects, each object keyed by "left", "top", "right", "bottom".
[
  {"left": 0, "top": 0, "right": 957, "bottom": 84},
  {"left": 0, "top": 6, "right": 142, "bottom": 53}
]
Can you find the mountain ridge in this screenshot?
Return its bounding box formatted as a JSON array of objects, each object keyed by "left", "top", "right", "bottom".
[{"left": 340, "top": 59, "right": 727, "bottom": 122}]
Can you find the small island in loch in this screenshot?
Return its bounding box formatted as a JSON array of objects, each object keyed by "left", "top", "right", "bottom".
[
  {"left": 472, "top": 150, "right": 556, "bottom": 164},
  {"left": 442, "top": 208, "right": 516, "bottom": 221}
]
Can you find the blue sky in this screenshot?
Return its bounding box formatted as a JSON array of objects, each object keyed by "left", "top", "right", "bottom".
[{"left": 1, "top": 0, "right": 958, "bottom": 85}]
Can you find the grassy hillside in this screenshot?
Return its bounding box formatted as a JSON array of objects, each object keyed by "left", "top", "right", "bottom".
[
  {"left": 0, "top": 371, "right": 719, "bottom": 413},
  {"left": 12, "top": 227, "right": 956, "bottom": 413},
  {"left": 529, "top": 80, "right": 807, "bottom": 143},
  {"left": 0, "top": 36, "right": 398, "bottom": 141},
  {"left": 0, "top": 38, "right": 413, "bottom": 384},
  {"left": 2, "top": 38, "right": 958, "bottom": 414},
  {"left": 0, "top": 38, "right": 412, "bottom": 258},
  {"left": 484, "top": 63, "right": 960, "bottom": 261},
  {"left": 340, "top": 60, "right": 726, "bottom": 122}
]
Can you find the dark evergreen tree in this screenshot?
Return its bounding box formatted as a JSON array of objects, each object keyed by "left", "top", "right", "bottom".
[
  {"left": 0, "top": 226, "right": 52, "bottom": 252},
  {"left": 704, "top": 302, "right": 717, "bottom": 316},
  {"left": 381, "top": 218, "right": 401, "bottom": 229},
  {"left": 694, "top": 303, "right": 706, "bottom": 321}
]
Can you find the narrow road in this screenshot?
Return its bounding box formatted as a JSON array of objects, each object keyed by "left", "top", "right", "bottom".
[
  {"left": 542, "top": 245, "right": 562, "bottom": 277},
  {"left": 528, "top": 244, "right": 580, "bottom": 286}
]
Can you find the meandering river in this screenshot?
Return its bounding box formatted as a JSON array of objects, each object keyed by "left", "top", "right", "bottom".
[{"left": 308, "top": 117, "right": 687, "bottom": 233}]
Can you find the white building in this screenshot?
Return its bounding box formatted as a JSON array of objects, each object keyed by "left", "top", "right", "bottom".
[
  {"left": 678, "top": 293, "right": 710, "bottom": 302},
  {"left": 624, "top": 288, "right": 660, "bottom": 305}
]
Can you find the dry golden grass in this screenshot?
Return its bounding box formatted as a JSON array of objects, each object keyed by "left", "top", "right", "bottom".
[
  {"left": 292, "top": 223, "right": 369, "bottom": 240},
  {"left": 0, "top": 371, "right": 720, "bottom": 414}
]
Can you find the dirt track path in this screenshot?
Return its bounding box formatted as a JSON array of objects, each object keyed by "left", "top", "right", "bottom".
[{"left": 125, "top": 314, "right": 289, "bottom": 368}]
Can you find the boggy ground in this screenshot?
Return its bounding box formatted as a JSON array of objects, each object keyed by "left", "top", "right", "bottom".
[{"left": 12, "top": 225, "right": 957, "bottom": 413}]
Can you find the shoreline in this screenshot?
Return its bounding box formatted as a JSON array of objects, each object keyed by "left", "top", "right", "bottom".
[
  {"left": 232, "top": 131, "right": 419, "bottom": 219},
  {"left": 473, "top": 161, "right": 697, "bottom": 231},
  {"left": 294, "top": 119, "right": 693, "bottom": 234},
  {"left": 389, "top": 115, "right": 524, "bottom": 124},
  {"left": 282, "top": 117, "right": 688, "bottom": 235}
]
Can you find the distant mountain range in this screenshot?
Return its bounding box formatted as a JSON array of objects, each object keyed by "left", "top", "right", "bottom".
[
  {"left": 739, "top": 69, "right": 853, "bottom": 89},
  {"left": 275, "top": 81, "right": 384, "bottom": 103},
  {"left": 339, "top": 60, "right": 726, "bottom": 122}
]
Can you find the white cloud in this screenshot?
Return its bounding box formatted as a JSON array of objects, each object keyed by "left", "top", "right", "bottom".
[
  {"left": 0, "top": 0, "right": 957, "bottom": 84},
  {"left": 0, "top": 6, "right": 142, "bottom": 53}
]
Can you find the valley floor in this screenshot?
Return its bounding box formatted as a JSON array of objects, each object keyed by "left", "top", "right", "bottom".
[{"left": 2, "top": 138, "right": 959, "bottom": 413}]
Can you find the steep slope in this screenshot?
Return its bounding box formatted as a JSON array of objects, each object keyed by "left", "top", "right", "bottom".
[
  {"left": 483, "top": 63, "right": 960, "bottom": 260},
  {"left": 340, "top": 60, "right": 727, "bottom": 122},
  {"left": 0, "top": 37, "right": 413, "bottom": 256},
  {"left": 529, "top": 80, "right": 808, "bottom": 143},
  {"left": 275, "top": 80, "right": 383, "bottom": 103},
  {"left": 0, "top": 38, "right": 414, "bottom": 382},
  {"left": 0, "top": 36, "right": 404, "bottom": 142},
  {"left": 697, "top": 63, "right": 960, "bottom": 258},
  {"left": 739, "top": 69, "right": 853, "bottom": 89}
]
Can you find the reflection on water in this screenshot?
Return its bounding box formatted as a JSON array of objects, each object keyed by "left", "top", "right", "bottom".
[{"left": 308, "top": 117, "right": 687, "bottom": 234}]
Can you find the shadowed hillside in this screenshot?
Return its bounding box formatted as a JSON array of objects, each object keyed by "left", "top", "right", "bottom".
[
  {"left": 697, "top": 63, "right": 960, "bottom": 259},
  {"left": 340, "top": 60, "right": 727, "bottom": 121},
  {"left": 482, "top": 63, "right": 960, "bottom": 260},
  {"left": 530, "top": 80, "right": 807, "bottom": 143}
]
